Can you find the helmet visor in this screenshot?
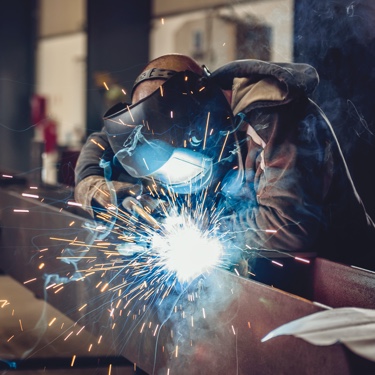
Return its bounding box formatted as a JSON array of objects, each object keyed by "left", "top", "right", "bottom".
[{"left": 104, "top": 70, "right": 239, "bottom": 193}]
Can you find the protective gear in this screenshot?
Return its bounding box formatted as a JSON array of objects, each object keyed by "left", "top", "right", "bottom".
[
  {"left": 74, "top": 175, "right": 142, "bottom": 217},
  {"left": 103, "top": 70, "right": 242, "bottom": 195},
  {"left": 131, "top": 68, "right": 177, "bottom": 98}
]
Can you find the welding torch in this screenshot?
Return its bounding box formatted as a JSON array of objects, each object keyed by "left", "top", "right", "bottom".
[{"left": 122, "top": 196, "right": 161, "bottom": 230}]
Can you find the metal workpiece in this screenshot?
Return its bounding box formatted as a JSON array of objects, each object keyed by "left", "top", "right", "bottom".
[{"left": 1, "top": 186, "right": 375, "bottom": 374}]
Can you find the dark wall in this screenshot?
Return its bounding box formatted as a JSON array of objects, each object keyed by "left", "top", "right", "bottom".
[
  {"left": 294, "top": 0, "right": 375, "bottom": 219},
  {"left": 0, "top": 0, "right": 37, "bottom": 173},
  {"left": 86, "top": 0, "right": 151, "bottom": 134}
]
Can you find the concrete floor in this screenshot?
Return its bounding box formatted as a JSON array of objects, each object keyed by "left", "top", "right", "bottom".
[{"left": 0, "top": 275, "right": 146, "bottom": 375}]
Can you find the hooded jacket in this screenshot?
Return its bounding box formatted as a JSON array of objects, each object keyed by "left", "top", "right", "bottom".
[{"left": 214, "top": 60, "right": 374, "bottom": 268}]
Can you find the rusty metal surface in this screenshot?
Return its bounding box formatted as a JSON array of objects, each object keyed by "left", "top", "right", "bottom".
[
  {"left": 114, "top": 271, "right": 351, "bottom": 375},
  {"left": 1, "top": 187, "right": 374, "bottom": 374},
  {"left": 311, "top": 258, "right": 375, "bottom": 309}
]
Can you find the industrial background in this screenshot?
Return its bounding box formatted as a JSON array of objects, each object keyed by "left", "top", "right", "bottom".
[{"left": 1, "top": 0, "right": 375, "bottom": 374}]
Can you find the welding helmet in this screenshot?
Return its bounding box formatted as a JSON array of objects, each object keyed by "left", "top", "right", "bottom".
[{"left": 103, "top": 70, "right": 241, "bottom": 194}]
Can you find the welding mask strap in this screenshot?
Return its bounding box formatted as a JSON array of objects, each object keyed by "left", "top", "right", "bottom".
[{"left": 131, "top": 68, "right": 177, "bottom": 98}]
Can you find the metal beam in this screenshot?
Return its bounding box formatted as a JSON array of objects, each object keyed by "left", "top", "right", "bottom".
[{"left": 1, "top": 186, "right": 375, "bottom": 374}]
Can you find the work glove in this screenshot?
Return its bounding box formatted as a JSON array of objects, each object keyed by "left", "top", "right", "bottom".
[{"left": 74, "top": 175, "right": 142, "bottom": 218}]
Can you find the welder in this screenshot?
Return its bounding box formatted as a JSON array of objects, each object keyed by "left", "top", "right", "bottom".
[{"left": 74, "top": 54, "right": 375, "bottom": 290}]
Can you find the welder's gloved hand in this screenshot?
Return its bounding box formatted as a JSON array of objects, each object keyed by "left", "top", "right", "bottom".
[{"left": 74, "top": 175, "right": 142, "bottom": 218}]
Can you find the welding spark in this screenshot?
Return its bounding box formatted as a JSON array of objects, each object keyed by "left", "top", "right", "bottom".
[
  {"left": 70, "top": 355, "right": 76, "bottom": 367},
  {"left": 152, "top": 214, "right": 224, "bottom": 283},
  {"left": 271, "top": 260, "right": 283, "bottom": 267},
  {"left": 0, "top": 300, "right": 10, "bottom": 308},
  {"left": 22, "top": 193, "right": 39, "bottom": 199}
]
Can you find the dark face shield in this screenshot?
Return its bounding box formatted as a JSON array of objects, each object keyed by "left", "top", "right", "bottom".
[{"left": 103, "top": 70, "right": 241, "bottom": 194}]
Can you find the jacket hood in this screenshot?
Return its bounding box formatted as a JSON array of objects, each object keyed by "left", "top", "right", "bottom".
[
  {"left": 211, "top": 59, "right": 319, "bottom": 96},
  {"left": 210, "top": 59, "right": 319, "bottom": 117}
]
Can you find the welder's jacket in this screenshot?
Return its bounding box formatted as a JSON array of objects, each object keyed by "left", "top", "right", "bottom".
[{"left": 75, "top": 60, "right": 375, "bottom": 270}]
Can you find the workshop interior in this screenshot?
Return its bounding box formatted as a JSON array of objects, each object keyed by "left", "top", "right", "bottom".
[{"left": 1, "top": 0, "right": 375, "bottom": 374}]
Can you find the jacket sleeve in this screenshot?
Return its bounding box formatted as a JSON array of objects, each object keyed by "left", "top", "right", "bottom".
[
  {"left": 224, "top": 96, "right": 333, "bottom": 255},
  {"left": 74, "top": 129, "right": 112, "bottom": 184}
]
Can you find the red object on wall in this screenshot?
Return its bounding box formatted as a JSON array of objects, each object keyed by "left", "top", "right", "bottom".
[
  {"left": 43, "top": 118, "right": 57, "bottom": 154},
  {"left": 31, "top": 95, "right": 47, "bottom": 125},
  {"left": 31, "top": 95, "right": 58, "bottom": 154}
]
